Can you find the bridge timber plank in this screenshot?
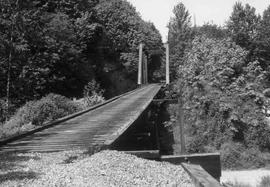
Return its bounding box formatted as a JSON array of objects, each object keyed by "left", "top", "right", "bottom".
[
  {"left": 181, "top": 163, "right": 222, "bottom": 187},
  {"left": 0, "top": 84, "right": 161, "bottom": 153}
]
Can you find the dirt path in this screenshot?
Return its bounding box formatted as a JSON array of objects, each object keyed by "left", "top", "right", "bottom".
[{"left": 221, "top": 169, "right": 270, "bottom": 186}]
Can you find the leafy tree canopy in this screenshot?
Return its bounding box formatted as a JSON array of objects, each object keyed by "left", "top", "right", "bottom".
[
  {"left": 178, "top": 36, "right": 270, "bottom": 152},
  {"left": 0, "top": 0, "right": 164, "bottom": 115},
  {"left": 227, "top": 2, "right": 260, "bottom": 50},
  {"left": 167, "top": 2, "right": 194, "bottom": 80}
]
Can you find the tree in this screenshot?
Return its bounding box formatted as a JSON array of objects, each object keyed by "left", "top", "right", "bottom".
[
  {"left": 255, "top": 5, "right": 270, "bottom": 87},
  {"left": 95, "top": 0, "right": 163, "bottom": 95},
  {"left": 227, "top": 2, "right": 260, "bottom": 51},
  {"left": 0, "top": 0, "right": 104, "bottom": 107},
  {"left": 0, "top": 0, "right": 29, "bottom": 118},
  {"left": 0, "top": 0, "right": 164, "bottom": 119},
  {"left": 195, "top": 23, "right": 228, "bottom": 39},
  {"left": 168, "top": 2, "right": 194, "bottom": 80},
  {"left": 178, "top": 36, "right": 270, "bottom": 152}
]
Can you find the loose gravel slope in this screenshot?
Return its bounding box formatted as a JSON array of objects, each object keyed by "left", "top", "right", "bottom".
[{"left": 0, "top": 150, "right": 193, "bottom": 187}]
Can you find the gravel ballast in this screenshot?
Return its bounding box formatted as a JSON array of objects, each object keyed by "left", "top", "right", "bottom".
[{"left": 0, "top": 150, "right": 194, "bottom": 187}]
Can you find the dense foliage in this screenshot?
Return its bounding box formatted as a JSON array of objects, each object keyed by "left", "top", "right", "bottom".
[
  {"left": 180, "top": 36, "right": 270, "bottom": 152},
  {"left": 94, "top": 0, "right": 163, "bottom": 96},
  {"left": 167, "top": 2, "right": 270, "bottom": 168},
  {"left": 227, "top": 2, "right": 260, "bottom": 51},
  {"left": 0, "top": 94, "right": 81, "bottom": 139},
  {"left": 167, "top": 2, "right": 194, "bottom": 80},
  {"left": 0, "top": 0, "right": 163, "bottom": 120},
  {"left": 195, "top": 23, "right": 228, "bottom": 39}
]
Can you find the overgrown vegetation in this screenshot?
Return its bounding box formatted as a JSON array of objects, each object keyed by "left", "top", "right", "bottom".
[
  {"left": 0, "top": 86, "right": 108, "bottom": 139},
  {"left": 167, "top": 2, "right": 270, "bottom": 169},
  {"left": 0, "top": 94, "right": 81, "bottom": 139},
  {"left": 0, "top": 0, "right": 163, "bottom": 121},
  {"left": 83, "top": 80, "right": 105, "bottom": 107},
  {"left": 259, "top": 176, "right": 270, "bottom": 187},
  {"left": 0, "top": 0, "right": 164, "bottom": 138}
]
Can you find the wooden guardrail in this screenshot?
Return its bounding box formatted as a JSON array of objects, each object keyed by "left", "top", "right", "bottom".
[
  {"left": 161, "top": 153, "right": 221, "bottom": 181},
  {"left": 125, "top": 151, "right": 222, "bottom": 187},
  {"left": 181, "top": 163, "right": 223, "bottom": 187},
  {"left": 160, "top": 153, "right": 222, "bottom": 187}
]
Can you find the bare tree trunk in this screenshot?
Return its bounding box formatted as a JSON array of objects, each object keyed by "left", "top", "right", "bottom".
[
  {"left": 4, "top": 0, "right": 19, "bottom": 121},
  {"left": 6, "top": 22, "right": 13, "bottom": 121},
  {"left": 6, "top": 45, "right": 12, "bottom": 121}
]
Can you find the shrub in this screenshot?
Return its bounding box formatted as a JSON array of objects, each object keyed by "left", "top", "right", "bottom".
[
  {"left": 83, "top": 94, "right": 105, "bottom": 108},
  {"left": 259, "top": 176, "right": 270, "bottom": 187},
  {"left": 0, "top": 99, "right": 6, "bottom": 123},
  {"left": 36, "top": 94, "right": 80, "bottom": 123},
  {"left": 220, "top": 142, "right": 245, "bottom": 169},
  {"left": 1, "top": 94, "right": 80, "bottom": 139},
  {"left": 220, "top": 142, "right": 269, "bottom": 169},
  {"left": 83, "top": 80, "right": 105, "bottom": 107},
  {"left": 239, "top": 147, "right": 266, "bottom": 169}
]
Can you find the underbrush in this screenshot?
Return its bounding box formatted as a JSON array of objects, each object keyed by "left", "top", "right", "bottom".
[
  {"left": 83, "top": 80, "right": 105, "bottom": 108},
  {"left": 167, "top": 36, "right": 270, "bottom": 170},
  {"left": 220, "top": 142, "right": 270, "bottom": 169},
  {"left": 259, "top": 176, "right": 270, "bottom": 187},
  {"left": 0, "top": 94, "right": 81, "bottom": 139},
  {"left": 164, "top": 101, "right": 270, "bottom": 170}
]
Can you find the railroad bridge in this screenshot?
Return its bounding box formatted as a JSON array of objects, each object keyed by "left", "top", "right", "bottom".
[
  {"left": 0, "top": 44, "right": 222, "bottom": 186},
  {"left": 0, "top": 43, "right": 167, "bottom": 153},
  {"left": 0, "top": 84, "right": 161, "bottom": 152}
]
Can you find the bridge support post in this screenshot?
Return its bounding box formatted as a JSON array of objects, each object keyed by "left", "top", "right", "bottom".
[
  {"left": 164, "top": 43, "right": 170, "bottom": 85},
  {"left": 145, "top": 55, "right": 148, "bottom": 84},
  {"left": 178, "top": 97, "right": 186, "bottom": 154},
  {"left": 143, "top": 54, "right": 148, "bottom": 84},
  {"left": 138, "top": 43, "right": 143, "bottom": 85}
]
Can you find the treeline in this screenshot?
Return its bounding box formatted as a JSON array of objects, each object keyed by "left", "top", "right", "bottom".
[
  {"left": 168, "top": 2, "right": 270, "bottom": 168},
  {"left": 0, "top": 0, "right": 163, "bottom": 121}
]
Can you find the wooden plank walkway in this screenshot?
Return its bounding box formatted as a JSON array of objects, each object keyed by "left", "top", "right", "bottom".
[{"left": 0, "top": 84, "right": 161, "bottom": 153}]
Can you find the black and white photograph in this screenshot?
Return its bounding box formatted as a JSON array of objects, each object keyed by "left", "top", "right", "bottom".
[{"left": 0, "top": 0, "right": 270, "bottom": 186}]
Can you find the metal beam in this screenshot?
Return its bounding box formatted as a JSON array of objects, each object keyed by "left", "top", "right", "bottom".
[
  {"left": 138, "top": 43, "right": 143, "bottom": 85},
  {"left": 145, "top": 55, "right": 148, "bottom": 84},
  {"left": 164, "top": 43, "right": 170, "bottom": 84}
]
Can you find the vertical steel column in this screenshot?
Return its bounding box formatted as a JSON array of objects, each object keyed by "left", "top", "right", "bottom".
[
  {"left": 165, "top": 43, "right": 170, "bottom": 84},
  {"left": 142, "top": 54, "right": 147, "bottom": 84},
  {"left": 145, "top": 55, "right": 148, "bottom": 84},
  {"left": 138, "top": 43, "right": 143, "bottom": 85}
]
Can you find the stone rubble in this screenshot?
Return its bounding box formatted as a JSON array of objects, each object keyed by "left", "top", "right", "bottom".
[{"left": 0, "top": 150, "right": 194, "bottom": 187}]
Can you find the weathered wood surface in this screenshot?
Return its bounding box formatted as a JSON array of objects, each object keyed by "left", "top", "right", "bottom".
[
  {"left": 0, "top": 84, "right": 161, "bottom": 153},
  {"left": 181, "top": 163, "right": 222, "bottom": 187},
  {"left": 123, "top": 150, "right": 160, "bottom": 160},
  {"left": 161, "top": 153, "right": 221, "bottom": 181},
  {"left": 0, "top": 88, "right": 139, "bottom": 146}
]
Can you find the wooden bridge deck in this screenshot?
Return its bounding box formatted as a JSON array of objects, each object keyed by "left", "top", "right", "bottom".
[{"left": 0, "top": 84, "right": 161, "bottom": 153}]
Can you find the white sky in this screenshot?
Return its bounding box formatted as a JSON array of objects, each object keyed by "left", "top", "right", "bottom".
[{"left": 127, "top": 0, "right": 270, "bottom": 42}]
